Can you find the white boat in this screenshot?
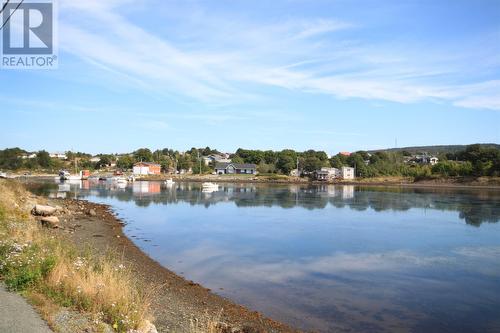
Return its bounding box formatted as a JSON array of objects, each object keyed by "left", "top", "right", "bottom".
[
  {"left": 116, "top": 177, "right": 128, "bottom": 184},
  {"left": 127, "top": 175, "right": 136, "bottom": 182},
  {"left": 165, "top": 178, "right": 175, "bottom": 185},
  {"left": 0, "top": 172, "right": 7, "bottom": 179},
  {"left": 107, "top": 176, "right": 127, "bottom": 184}
]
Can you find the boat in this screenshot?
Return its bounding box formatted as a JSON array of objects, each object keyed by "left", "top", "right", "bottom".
[
  {"left": 0, "top": 172, "right": 7, "bottom": 179},
  {"left": 127, "top": 175, "right": 136, "bottom": 182},
  {"left": 116, "top": 177, "right": 128, "bottom": 184},
  {"left": 59, "top": 170, "right": 71, "bottom": 180},
  {"left": 165, "top": 178, "right": 175, "bottom": 185},
  {"left": 106, "top": 176, "right": 127, "bottom": 183}
]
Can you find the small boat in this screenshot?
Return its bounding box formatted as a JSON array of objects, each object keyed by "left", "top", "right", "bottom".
[
  {"left": 127, "top": 175, "right": 136, "bottom": 182},
  {"left": 116, "top": 177, "right": 128, "bottom": 184},
  {"left": 0, "top": 172, "right": 7, "bottom": 179},
  {"left": 106, "top": 176, "right": 127, "bottom": 183},
  {"left": 165, "top": 178, "right": 175, "bottom": 185}
]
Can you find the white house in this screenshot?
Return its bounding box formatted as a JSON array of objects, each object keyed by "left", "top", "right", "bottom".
[
  {"left": 315, "top": 166, "right": 355, "bottom": 180},
  {"left": 429, "top": 157, "right": 439, "bottom": 165},
  {"left": 50, "top": 152, "right": 67, "bottom": 159},
  {"left": 203, "top": 154, "right": 232, "bottom": 165},
  {"left": 341, "top": 167, "right": 355, "bottom": 179}
]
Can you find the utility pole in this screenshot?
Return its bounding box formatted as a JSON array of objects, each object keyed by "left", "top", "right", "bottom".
[
  {"left": 198, "top": 150, "right": 201, "bottom": 175},
  {"left": 296, "top": 156, "right": 299, "bottom": 178}
]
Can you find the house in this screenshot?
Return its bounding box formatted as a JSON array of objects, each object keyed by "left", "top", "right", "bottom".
[
  {"left": 339, "top": 152, "right": 351, "bottom": 156},
  {"left": 133, "top": 162, "right": 161, "bottom": 175},
  {"left": 341, "top": 166, "right": 355, "bottom": 179},
  {"left": 410, "top": 155, "right": 439, "bottom": 165},
  {"left": 203, "top": 154, "right": 231, "bottom": 166},
  {"left": 314, "top": 170, "right": 330, "bottom": 181},
  {"left": 50, "top": 152, "right": 67, "bottom": 159},
  {"left": 314, "top": 166, "right": 355, "bottom": 180},
  {"left": 90, "top": 157, "right": 101, "bottom": 163},
  {"left": 21, "top": 153, "right": 37, "bottom": 159},
  {"left": 214, "top": 162, "right": 257, "bottom": 175}
]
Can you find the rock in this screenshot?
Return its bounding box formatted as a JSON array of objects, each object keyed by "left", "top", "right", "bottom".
[
  {"left": 87, "top": 209, "right": 97, "bottom": 216},
  {"left": 127, "top": 320, "right": 158, "bottom": 333},
  {"left": 40, "top": 216, "right": 59, "bottom": 228},
  {"left": 32, "top": 204, "right": 57, "bottom": 216}
]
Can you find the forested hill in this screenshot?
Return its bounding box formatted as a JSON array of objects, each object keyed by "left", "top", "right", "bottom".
[{"left": 369, "top": 143, "right": 500, "bottom": 155}]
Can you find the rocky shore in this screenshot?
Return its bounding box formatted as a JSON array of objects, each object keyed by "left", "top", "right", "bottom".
[{"left": 40, "top": 196, "right": 297, "bottom": 333}]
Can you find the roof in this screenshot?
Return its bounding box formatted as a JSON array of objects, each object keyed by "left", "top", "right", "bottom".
[
  {"left": 215, "top": 162, "right": 256, "bottom": 169},
  {"left": 134, "top": 162, "right": 161, "bottom": 167},
  {"left": 315, "top": 170, "right": 329, "bottom": 175}
]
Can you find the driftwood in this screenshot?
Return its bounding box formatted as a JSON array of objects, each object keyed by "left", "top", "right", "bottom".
[
  {"left": 40, "top": 216, "right": 59, "bottom": 228},
  {"left": 32, "top": 204, "right": 57, "bottom": 216}
]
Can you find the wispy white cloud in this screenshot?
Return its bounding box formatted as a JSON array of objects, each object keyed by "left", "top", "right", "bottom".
[{"left": 56, "top": 0, "right": 500, "bottom": 110}]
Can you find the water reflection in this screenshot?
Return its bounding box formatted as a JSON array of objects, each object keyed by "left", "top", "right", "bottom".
[
  {"left": 31, "top": 180, "right": 500, "bottom": 226},
  {"left": 26, "top": 180, "right": 500, "bottom": 332}
]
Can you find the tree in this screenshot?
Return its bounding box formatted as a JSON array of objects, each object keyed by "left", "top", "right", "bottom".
[
  {"left": 276, "top": 150, "right": 297, "bottom": 174},
  {"left": 133, "top": 148, "right": 153, "bottom": 162},
  {"left": 0, "top": 148, "right": 25, "bottom": 170},
  {"left": 95, "top": 155, "right": 113, "bottom": 169},
  {"left": 302, "top": 156, "right": 323, "bottom": 173},
  {"left": 36, "top": 150, "right": 51, "bottom": 168},
  {"left": 117, "top": 155, "right": 134, "bottom": 170}
]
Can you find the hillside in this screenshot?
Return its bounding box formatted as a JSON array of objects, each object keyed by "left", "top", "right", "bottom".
[{"left": 368, "top": 143, "right": 500, "bottom": 155}]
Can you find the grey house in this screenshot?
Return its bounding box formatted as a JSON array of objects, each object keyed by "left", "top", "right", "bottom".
[{"left": 215, "top": 162, "right": 257, "bottom": 175}]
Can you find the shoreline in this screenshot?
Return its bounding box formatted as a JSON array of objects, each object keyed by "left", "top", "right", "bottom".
[
  {"left": 46, "top": 196, "right": 297, "bottom": 333},
  {"left": 10, "top": 174, "right": 500, "bottom": 190},
  {"left": 18, "top": 173, "right": 500, "bottom": 190}
]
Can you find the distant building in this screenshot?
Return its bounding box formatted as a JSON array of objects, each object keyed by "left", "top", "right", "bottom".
[
  {"left": 90, "top": 157, "right": 100, "bottom": 163},
  {"left": 341, "top": 166, "right": 355, "bottom": 179},
  {"left": 314, "top": 170, "right": 330, "bottom": 181},
  {"left": 50, "top": 152, "right": 67, "bottom": 159},
  {"left": 214, "top": 162, "right": 256, "bottom": 175},
  {"left": 339, "top": 152, "right": 351, "bottom": 156},
  {"left": 22, "top": 153, "right": 37, "bottom": 159},
  {"left": 133, "top": 162, "right": 161, "bottom": 175},
  {"left": 203, "top": 154, "right": 231, "bottom": 165},
  {"left": 410, "top": 155, "right": 439, "bottom": 165},
  {"left": 314, "top": 166, "right": 355, "bottom": 180}
]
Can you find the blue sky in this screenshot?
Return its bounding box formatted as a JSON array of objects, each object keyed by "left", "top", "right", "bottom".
[{"left": 1, "top": 0, "right": 499, "bottom": 155}]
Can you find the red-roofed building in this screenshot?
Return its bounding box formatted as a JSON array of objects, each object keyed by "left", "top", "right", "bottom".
[
  {"left": 133, "top": 162, "right": 161, "bottom": 175},
  {"left": 339, "top": 152, "right": 351, "bottom": 156}
]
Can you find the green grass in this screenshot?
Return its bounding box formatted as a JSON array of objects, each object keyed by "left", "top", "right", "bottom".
[{"left": 0, "top": 180, "right": 153, "bottom": 332}]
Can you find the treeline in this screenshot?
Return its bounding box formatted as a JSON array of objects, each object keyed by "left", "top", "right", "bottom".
[
  {"left": 1, "top": 144, "right": 499, "bottom": 178},
  {"left": 232, "top": 144, "right": 500, "bottom": 178}
]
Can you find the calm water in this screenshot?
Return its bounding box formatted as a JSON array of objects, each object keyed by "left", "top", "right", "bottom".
[{"left": 29, "top": 180, "right": 500, "bottom": 333}]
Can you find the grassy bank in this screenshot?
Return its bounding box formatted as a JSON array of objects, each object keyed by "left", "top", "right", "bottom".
[{"left": 0, "top": 179, "right": 153, "bottom": 332}]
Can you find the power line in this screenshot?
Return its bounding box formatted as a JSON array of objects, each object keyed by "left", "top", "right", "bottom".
[{"left": 1, "top": 0, "right": 23, "bottom": 30}]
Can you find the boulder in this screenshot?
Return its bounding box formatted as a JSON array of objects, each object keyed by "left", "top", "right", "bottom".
[
  {"left": 87, "top": 209, "right": 97, "bottom": 216},
  {"left": 40, "top": 216, "right": 60, "bottom": 228},
  {"left": 127, "top": 320, "right": 158, "bottom": 333},
  {"left": 32, "top": 204, "right": 57, "bottom": 216}
]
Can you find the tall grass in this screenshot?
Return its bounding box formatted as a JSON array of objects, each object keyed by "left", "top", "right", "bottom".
[{"left": 0, "top": 180, "right": 153, "bottom": 332}]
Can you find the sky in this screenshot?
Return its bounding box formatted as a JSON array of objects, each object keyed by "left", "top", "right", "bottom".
[{"left": 1, "top": 0, "right": 499, "bottom": 155}]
